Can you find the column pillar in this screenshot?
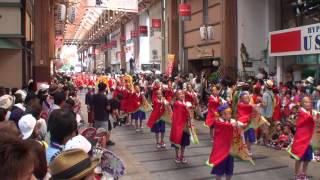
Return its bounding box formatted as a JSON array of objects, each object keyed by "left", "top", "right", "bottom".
[
  {"left": 33, "top": 0, "right": 54, "bottom": 84},
  {"left": 221, "top": 0, "right": 237, "bottom": 80}
]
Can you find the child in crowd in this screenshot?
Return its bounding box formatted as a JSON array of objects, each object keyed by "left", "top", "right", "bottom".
[
  {"left": 147, "top": 90, "right": 166, "bottom": 149},
  {"left": 130, "top": 83, "right": 146, "bottom": 132},
  {"left": 289, "top": 97, "right": 317, "bottom": 180},
  {"left": 170, "top": 90, "right": 191, "bottom": 163},
  {"left": 237, "top": 92, "right": 254, "bottom": 155}
]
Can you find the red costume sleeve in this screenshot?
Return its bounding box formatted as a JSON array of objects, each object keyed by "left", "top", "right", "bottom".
[
  {"left": 205, "top": 96, "right": 220, "bottom": 127},
  {"left": 236, "top": 103, "right": 253, "bottom": 124},
  {"left": 126, "top": 93, "right": 141, "bottom": 113},
  {"left": 170, "top": 101, "right": 189, "bottom": 145},
  {"left": 147, "top": 98, "right": 165, "bottom": 128},
  {"left": 209, "top": 120, "right": 234, "bottom": 166},
  {"left": 289, "top": 109, "right": 315, "bottom": 160},
  {"left": 184, "top": 92, "right": 195, "bottom": 105},
  {"left": 164, "top": 89, "right": 174, "bottom": 103},
  {"left": 152, "top": 85, "right": 160, "bottom": 103},
  {"left": 272, "top": 95, "right": 281, "bottom": 121}
]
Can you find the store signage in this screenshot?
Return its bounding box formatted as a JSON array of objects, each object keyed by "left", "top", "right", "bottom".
[
  {"left": 152, "top": 19, "right": 161, "bottom": 28},
  {"left": 269, "top": 23, "right": 320, "bottom": 56},
  {"left": 139, "top": 26, "right": 148, "bottom": 36},
  {"left": 111, "top": 40, "right": 117, "bottom": 48},
  {"left": 120, "top": 35, "right": 126, "bottom": 42},
  {"left": 179, "top": 3, "right": 191, "bottom": 21},
  {"left": 166, "top": 54, "right": 175, "bottom": 76},
  {"left": 131, "top": 30, "right": 139, "bottom": 38},
  {"left": 85, "top": 0, "right": 138, "bottom": 13}
]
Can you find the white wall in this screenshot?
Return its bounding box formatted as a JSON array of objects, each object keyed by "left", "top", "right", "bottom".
[
  {"left": 237, "top": 0, "right": 279, "bottom": 75},
  {"left": 139, "top": 11, "right": 150, "bottom": 66}
]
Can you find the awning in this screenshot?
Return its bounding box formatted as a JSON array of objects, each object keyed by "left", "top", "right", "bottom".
[{"left": 0, "top": 38, "right": 22, "bottom": 49}]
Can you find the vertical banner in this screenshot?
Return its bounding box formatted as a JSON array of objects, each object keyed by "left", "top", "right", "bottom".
[
  {"left": 179, "top": 3, "right": 191, "bottom": 21},
  {"left": 166, "top": 54, "right": 175, "bottom": 76}
]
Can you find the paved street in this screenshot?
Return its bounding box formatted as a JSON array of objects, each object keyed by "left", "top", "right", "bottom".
[{"left": 79, "top": 93, "right": 320, "bottom": 180}]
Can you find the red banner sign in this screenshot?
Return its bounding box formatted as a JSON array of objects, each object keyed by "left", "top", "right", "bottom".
[
  {"left": 131, "top": 30, "right": 139, "bottom": 38},
  {"left": 111, "top": 40, "right": 117, "bottom": 47},
  {"left": 179, "top": 3, "right": 191, "bottom": 16},
  {"left": 139, "top": 26, "right": 148, "bottom": 36},
  {"left": 152, "top": 19, "right": 161, "bottom": 28}
]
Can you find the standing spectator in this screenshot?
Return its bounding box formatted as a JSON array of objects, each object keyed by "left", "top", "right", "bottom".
[
  {"left": 0, "top": 139, "right": 37, "bottom": 180},
  {"left": 85, "top": 86, "right": 95, "bottom": 126},
  {"left": 49, "top": 91, "right": 66, "bottom": 115},
  {"left": 92, "top": 82, "right": 115, "bottom": 146},
  {"left": 260, "top": 80, "right": 274, "bottom": 145},
  {"left": 46, "top": 109, "right": 78, "bottom": 163},
  {"left": 9, "top": 93, "right": 26, "bottom": 127},
  {"left": 42, "top": 84, "right": 59, "bottom": 120},
  {"left": 313, "top": 85, "right": 320, "bottom": 111}
]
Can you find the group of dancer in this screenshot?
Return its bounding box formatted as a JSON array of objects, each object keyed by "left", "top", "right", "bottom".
[{"left": 81, "top": 72, "right": 320, "bottom": 180}]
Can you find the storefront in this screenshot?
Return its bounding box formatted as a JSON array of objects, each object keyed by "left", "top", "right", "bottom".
[
  {"left": 269, "top": 23, "right": 320, "bottom": 84},
  {"left": 109, "top": 28, "right": 121, "bottom": 73},
  {"left": 269, "top": 0, "right": 320, "bottom": 84}
]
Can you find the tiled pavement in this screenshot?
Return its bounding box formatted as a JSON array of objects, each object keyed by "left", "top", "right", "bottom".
[{"left": 79, "top": 93, "right": 320, "bottom": 180}]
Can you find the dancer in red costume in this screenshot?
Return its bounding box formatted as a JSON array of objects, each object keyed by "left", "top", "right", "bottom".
[
  {"left": 288, "top": 97, "right": 316, "bottom": 180},
  {"left": 205, "top": 85, "right": 225, "bottom": 140},
  {"left": 129, "top": 83, "right": 147, "bottom": 132},
  {"left": 151, "top": 80, "right": 161, "bottom": 102},
  {"left": 147, "top": 90, "right": 167, "bottom": 149},
  {"left": 170, "top": 90, "right": 191, "bottom": 163},
  {"left": 208, "top": 104, "right": 245, "bottom": 180},
  {"left": 236, "top": 92, "right": 254, "bottom": 155},
  {"left": 164, "top": 81, "right": 175, "bottom": 104}
]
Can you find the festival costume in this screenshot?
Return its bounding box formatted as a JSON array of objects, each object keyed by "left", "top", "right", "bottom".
[
  {"left": 129, "top": 92, "right": 146, "bottom": 121},
  {"left": 272, "top": 94, "right": 281, "bottom": 122},
  {"left": 170, "top": 100, "right": 190, "bottom": 147},
  {"left": 288, "top": 108, "right": 315, "bottom": 161},
  {"left": 151, "top": 83, "right": 161, "bottom": 102},
  {"left": 147, "top": 97, "right": 166, "bottom": 133},
  {"left": 205, "top": 95, "right": 220, "bottom": 127},
  {"left": 164, "top": 88, "right": 174, "bottom": 104},
  {"left": 208, "top": 118, "right": 234, "bottom": 174},
  {"left": 236, "top": 102, "right": 253, "bottom": 124},
  {"left": 208, "top": 118, "right": 253, "bottom": 175}
]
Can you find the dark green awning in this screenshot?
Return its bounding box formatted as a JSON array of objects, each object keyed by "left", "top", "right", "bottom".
[{"left": 0, "top": 38, "right": 22, "bottom": 49}]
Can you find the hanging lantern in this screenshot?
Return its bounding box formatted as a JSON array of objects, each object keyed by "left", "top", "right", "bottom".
[
  {"left": 200, "top": 25, "right": 207, "bottom": 41},
  {"left": 179, "top": 3, "right": 191, "bottom": 21},
  {"left": 207, "top": 26, "right": 214, "bottom": 40}
]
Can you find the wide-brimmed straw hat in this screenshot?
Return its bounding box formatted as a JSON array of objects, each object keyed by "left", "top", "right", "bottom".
[
  {"left": 50, "top": 149, "right": 99, "bottom": 180},
  {"left": 264, "top": 80, "right": 274, "bottom": 89}
]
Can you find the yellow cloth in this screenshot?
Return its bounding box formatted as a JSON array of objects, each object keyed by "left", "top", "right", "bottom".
[{"left": 231, "top": 127, "right": 255, "bottom": 165}]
